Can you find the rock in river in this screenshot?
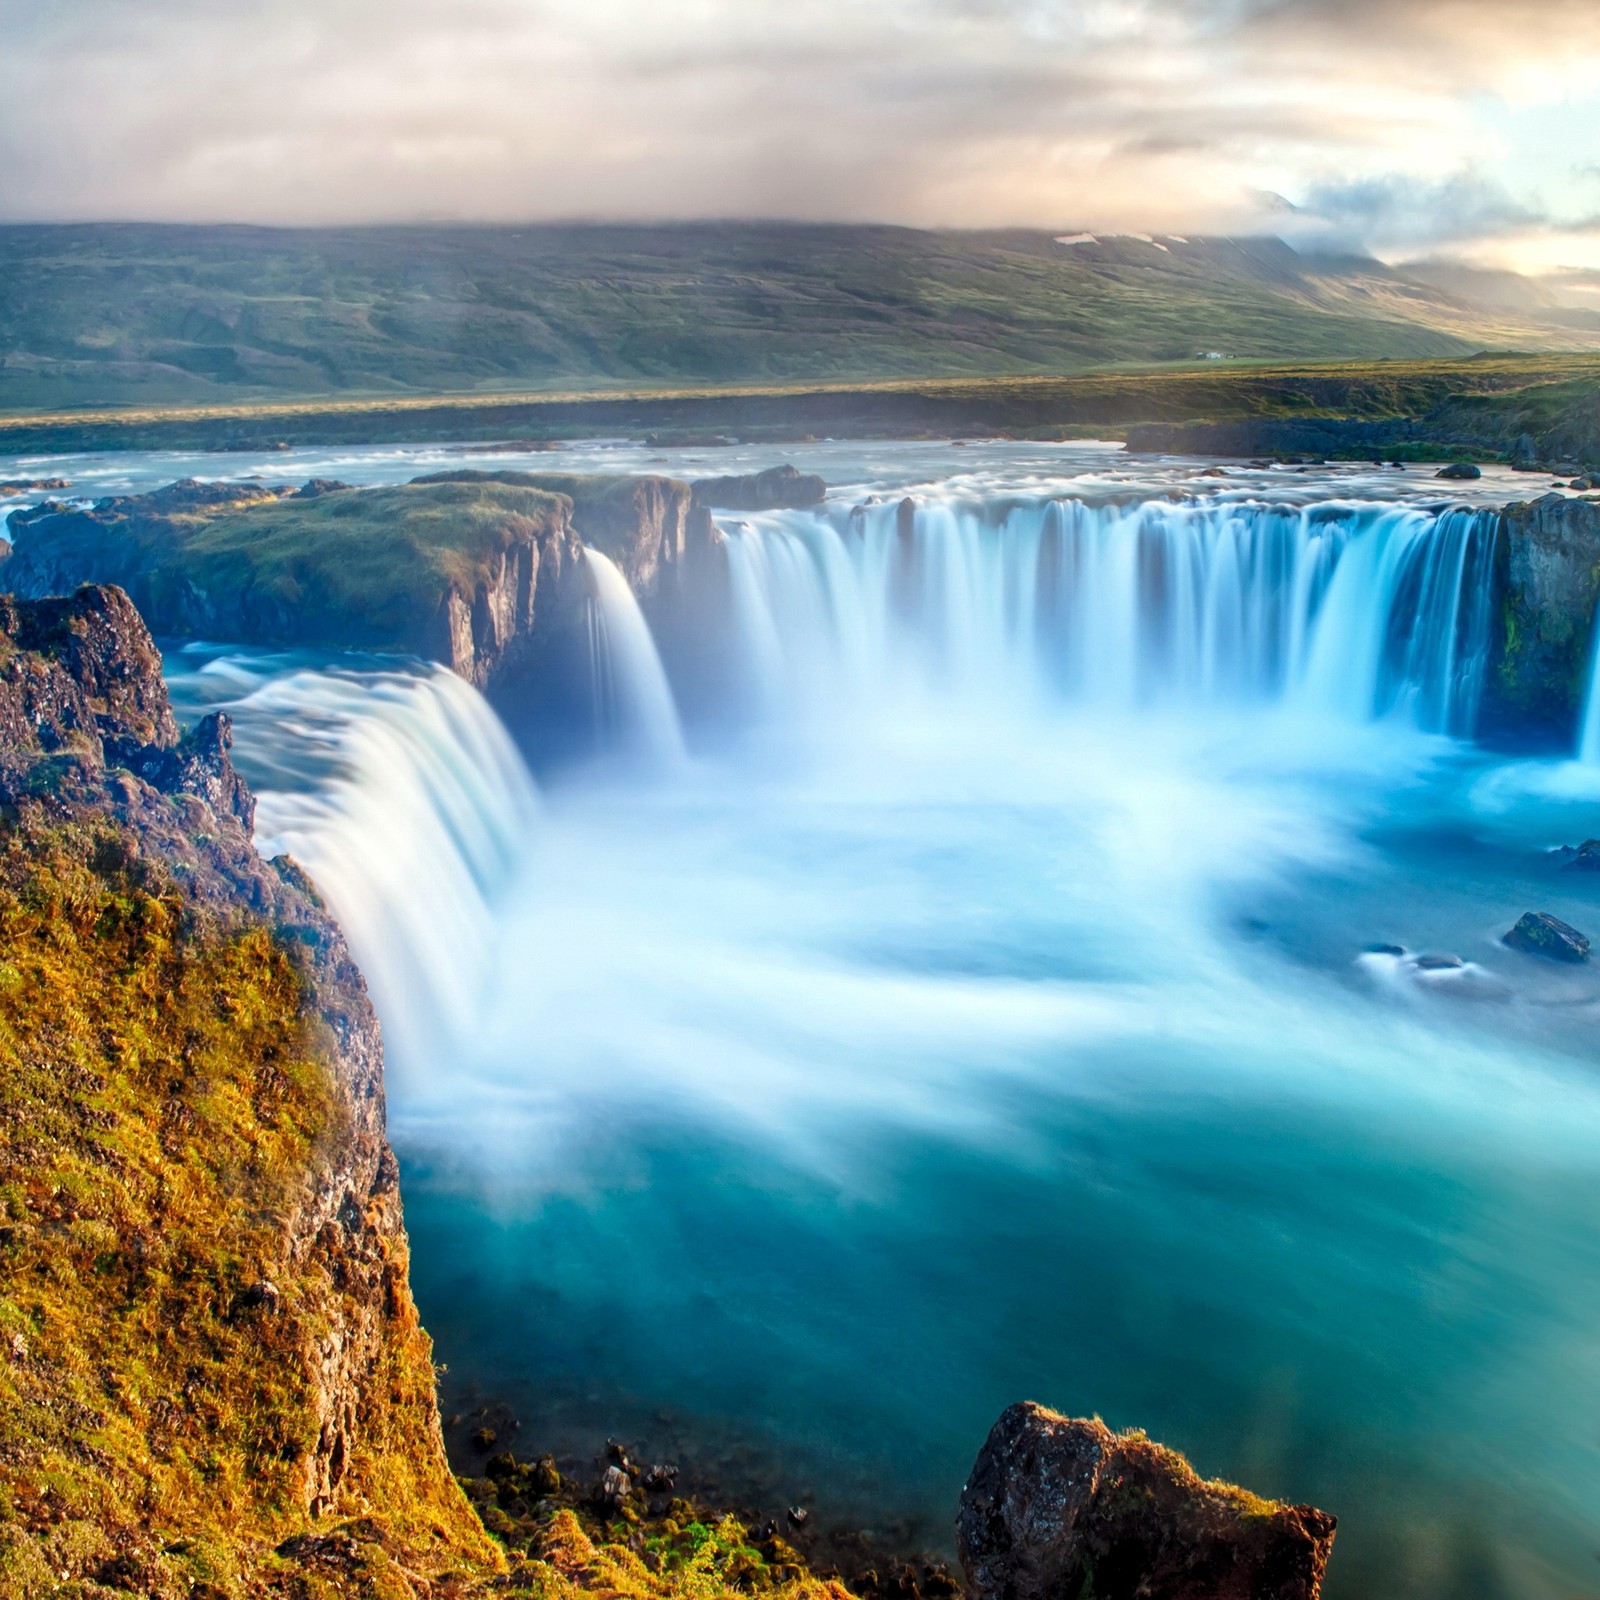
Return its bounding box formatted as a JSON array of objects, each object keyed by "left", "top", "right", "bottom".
[
  {"left": 1503, "top": 911, "right": 1590, "bottom": 962},
  {"left": 1434, "top": 462, "right": 1481, "bottom": 480},
  {"left": 957, "top": 1403, "right": 1336, "bottom": 1600}
]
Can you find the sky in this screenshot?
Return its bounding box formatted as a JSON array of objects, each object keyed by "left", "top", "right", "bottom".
[{"left": 2, "top": 0, "right": 1599, "bottom": 271}]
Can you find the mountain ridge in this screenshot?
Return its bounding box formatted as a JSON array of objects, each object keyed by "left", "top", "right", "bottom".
[{"left": 3, "top": 221, "right": 1596, "bottom": 412}]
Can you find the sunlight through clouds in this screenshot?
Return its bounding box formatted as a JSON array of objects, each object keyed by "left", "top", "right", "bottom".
[{"left": 1, "top": 0, "right": 1597, "bottom": 265}]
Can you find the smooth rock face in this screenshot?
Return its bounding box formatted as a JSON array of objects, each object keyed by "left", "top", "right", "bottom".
[
  {"left": 958, "top": 1403, "right": 1336, "bottom": 1600},
  {"left": 1435, "top": 462, "right": 1482, "bottom": 479},
  {"left": 1482, "top": 494, "right": 1600, "bottom": 743},
  {"left": 1503, "top": 911, "right": 1590, "bottom": 961}
]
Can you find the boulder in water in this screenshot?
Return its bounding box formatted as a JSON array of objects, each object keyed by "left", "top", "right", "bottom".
[
  {"left": 1435, "top": 462, "right": 1481, "bottom": 480},
  {"left": 1556, "top": 839, "right": 1600, "bottom": 871},
  {"left": 1503, "top": 911, "right": 1590, "bottom": 961},
  {"left": 957, "top": 1403, "right": 1336, "bottom": 1600},
  {"left": 691, "top": 464, "right": 826, "bottom": 511}
]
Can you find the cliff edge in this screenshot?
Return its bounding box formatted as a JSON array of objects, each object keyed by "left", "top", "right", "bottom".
[{"left": 0, "top": 585, "right": 498, "bottom": 1595}]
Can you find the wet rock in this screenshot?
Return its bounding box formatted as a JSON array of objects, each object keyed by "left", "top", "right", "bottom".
[
  {"left": 1434, "top": 462, "right": 1481, "bottom": 480},
  {"left": 1413, "top": 954, "right": 1464, "bottom": 970},
  {"left": 1482, "top": 494, "right": 1600, "bottom": 742},
  {"left": 1362, "top": 942, "right": 1405, "bottom": 957},
  {"left": 1503, "top": 911, "right": 1590, "bottom": 962},
  {"left": 957, "top": 1403, "right": 1336, "bottom": 1600},
  {"left": 787, "top": 1505, "right": 810, "bottom": 1529},
  {"left": 691, "top": 464, "right": 827, "bottom": 511},
  {"left": 1556, "top": 838, "right": 1600, "bottom": 871},
  {"left": 472, "top": 1426, "right": 498, "bottom": 1451},
  {"left": 599, "top": 1464, "right": 632, "bottom": 1510},
  {"left": 642, "top": 1462, "right": 679, "bottom": 1491},
  {"left": 530, "top": 1453, "right": 563, "bottom": 1494}
]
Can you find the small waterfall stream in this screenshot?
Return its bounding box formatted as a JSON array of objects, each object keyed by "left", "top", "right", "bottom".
[
  {"left": 201, "top": 663, "right": 540, "bottom": 1087},
  {"left": 584, "top": 547, "right": 688, "bottom": 767}
]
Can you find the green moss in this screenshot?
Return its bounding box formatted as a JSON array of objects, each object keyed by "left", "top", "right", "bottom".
[{"left": 0, "top": 813, "right": 496, "bottom": 1592}]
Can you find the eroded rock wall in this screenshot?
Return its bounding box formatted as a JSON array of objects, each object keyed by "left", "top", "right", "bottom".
[
  {"left": 1482, "top": 493, "right": 1600, "bottom": 744},
  {"left": 0, "top": 585, "right": 496, "bottom": 1593}
]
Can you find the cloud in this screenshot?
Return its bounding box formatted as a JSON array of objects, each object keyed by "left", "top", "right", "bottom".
[
  {"left": 1286, "top": 174, "right": 1542, "bottom": 251},
  {"left": 1, "top": 0, "right": 1598, "bottom": 263}
]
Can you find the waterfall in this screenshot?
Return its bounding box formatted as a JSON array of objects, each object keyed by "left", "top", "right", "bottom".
[
  {"left": 235, "top": 665, "right": 540, "bottom": 1086},
  {"left": 712, "top": 497, "right": 1499, "bottom": 736},
  {"left": 1579, "top": 615, "right": 1600, "bottom": 763},
  {"left": 584, "top": 547, "right": 688, "bottom": 766}
]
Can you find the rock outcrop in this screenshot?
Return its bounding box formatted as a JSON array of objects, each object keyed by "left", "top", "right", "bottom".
[
  {"left": 414, "top": 469, "right": 717, "bottom": 599},
  {"left": 0, "top": 585, "right": 497, "bottom": 1591},
  {"left": 1481, "top": 494, "right": 1600, "bottom": 743},
  {"left": 958, "top": 1404, "right": 1336, "bottom": 1600},
  {"left": 691, "top": 465, "right": 827, "bottom": 512},
  {"left": 4, "top": 476, "right": 589, "bottom": 695}
]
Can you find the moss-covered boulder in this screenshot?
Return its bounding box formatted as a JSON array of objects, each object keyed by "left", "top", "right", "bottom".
[{"left": 957, "top": 1403, "right": 1336, "bottom": 1600}]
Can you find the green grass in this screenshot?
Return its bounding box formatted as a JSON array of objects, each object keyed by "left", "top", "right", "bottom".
[
  {"left": 174, "top": 480, "right": 566, "bottom": 635},
  {"left": 2, "top": 222, "right": 1597, "bottom": 417},
  {"left": 4, "top": 353, "right": 1599, "bottom": 456},
  {"left": 10, "top": 479, "right": 571, "bottom": 657}
]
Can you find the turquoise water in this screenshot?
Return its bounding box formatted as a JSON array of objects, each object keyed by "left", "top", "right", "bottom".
[{"left": 136, "top": 443, "right": 1600, "bottom": 1600}]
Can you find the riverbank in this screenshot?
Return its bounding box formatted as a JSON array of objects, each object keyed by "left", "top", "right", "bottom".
[{"left": 2, "top": 356, "right": 1597, "bottom": 459}]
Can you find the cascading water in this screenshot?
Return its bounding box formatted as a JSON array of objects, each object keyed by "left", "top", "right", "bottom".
[
  {"left": 1577, "top": 612, "right": 1600, "bottom": 763},
  {"left": 158, "top": 468, "right": 1600, "bottom": 1600},
  {"left": 169, "top": 657, "right": 540, "bottom": 1088},
  {"left": 718, "top": 497, "right": 1498, "bottom": 737},
  {"left": 584, "top": 547, "right": 688, "bottom": 766}
]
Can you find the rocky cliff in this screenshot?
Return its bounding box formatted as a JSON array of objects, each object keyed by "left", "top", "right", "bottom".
[
  {"left": 3, "top": 477, "right": 588, "bottom": 693},
  {"left": 0, "top": 585, "right": 498, "bottom": 1594},
  {"left": 413, "top": 470, "right": 716, "bottom": 599},
  {"left": 1481, "top": 493, "right": 1600, "bottom": 743}
]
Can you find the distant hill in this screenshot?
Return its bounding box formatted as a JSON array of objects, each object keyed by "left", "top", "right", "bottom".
[{"left": 1, "top": 222, "right": 1597, "bottom": 411}]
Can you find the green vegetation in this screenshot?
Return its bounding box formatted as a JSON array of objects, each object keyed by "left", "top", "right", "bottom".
[
  {"left": 2, "top": 222, "right": 1597, "bottom": 416},
  {"left": 4, "top": 354, "right": 1599, "bottom": 458},
  {"left": 455, "top": 1446, "right": 931, "bottom": 1600},
  {"left": 7, "top": 479, "right": 572, "bottom": 661},
  {"left": 0, "top": 814, "right": 495, "bottom": 1596},
  {"left": 169, "top": 480, "right": 565, "bottom": 640}
]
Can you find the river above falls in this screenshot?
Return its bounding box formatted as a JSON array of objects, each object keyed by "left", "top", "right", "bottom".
[{"left": 65, "top": 440, "right": 1600, "bottom": 1600}]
